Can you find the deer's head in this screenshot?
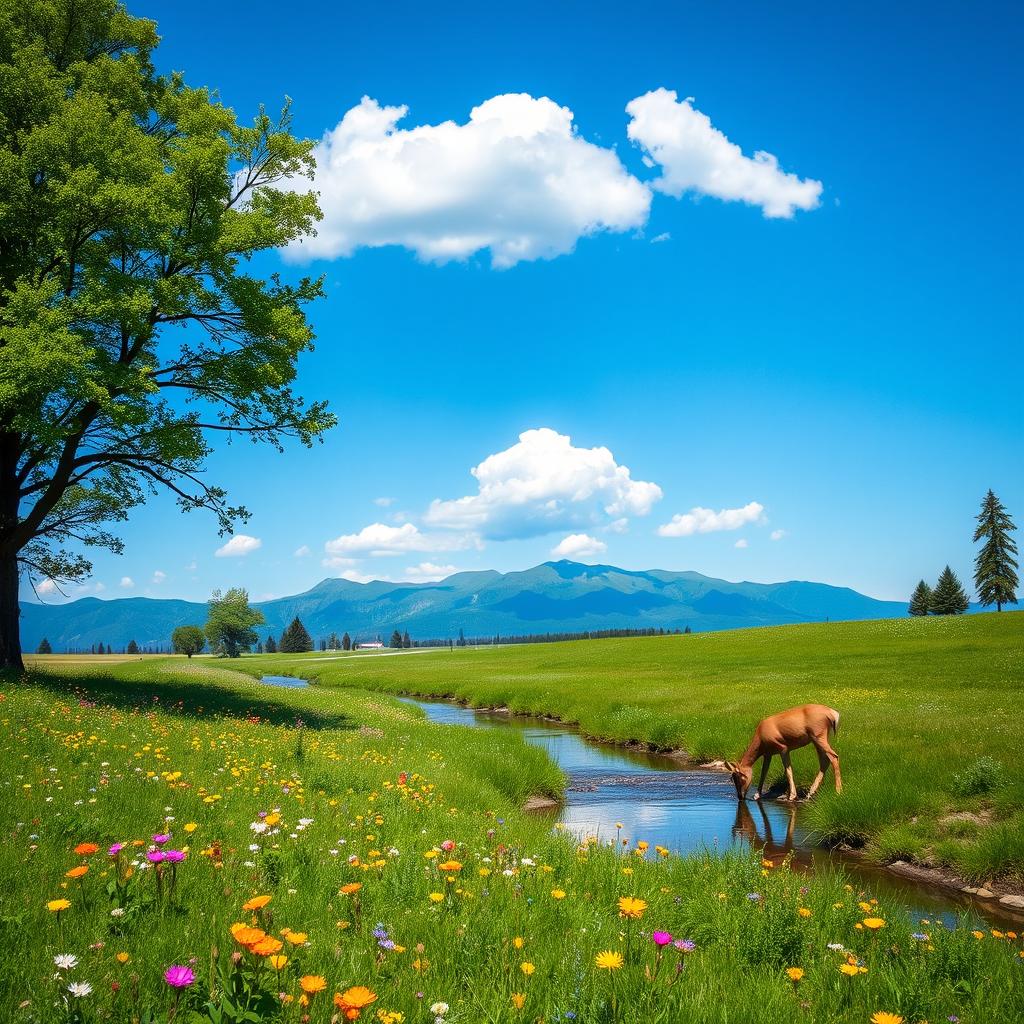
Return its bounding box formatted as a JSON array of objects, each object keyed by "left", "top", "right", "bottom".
[{"left": 724, "top": 761, "right": 752, "bottom": 801}]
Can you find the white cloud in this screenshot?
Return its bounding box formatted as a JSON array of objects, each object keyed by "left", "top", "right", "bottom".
[
  {"left": 374, "top": 496, "right": 395, "bottom": 507},
  {"left": 120, "top": 576, "right": 135, "bottom": 589},
  {"left": 551, "top": 533, "right": 608, "bottom": 559},
  {"left": 293, "top": 545, "right": 311, "bottom": 558},
  {"left": 151, "top": 570, "right": 166, "bottom": 584},
  {"left": 37, "top": 578, "right": 57, "bottom": 595},
  {"left": 288, "top": 94, "right": 651, "bottom": 268},
  {"left": 650, "top": 231, "right": 671, "bottom": 243},
  {"left": 770, "top": 529, "right": 787, "bottom": 541},
  {"left": 425, "top": 428, "right": 661, "bottom": 540},
  {"left": 658, "top": 501, "right": 765, "bottom": 537},
  {"left": 626, "top": 88, "right": 822, "bottom": 218},
  {"left": 606, "top": 518, "right": 630, "bottom": 534},
  {"left": 401, "top": 562, "right": 461, "bottom": 582},
  {"left": 324, "top": 522, "right": 474, "bottom": 562},
  {"left": 184, "top": 560, "right": 197, "bottom": 572},
  {"left": 734, "top": 538, "right": 749, "bottom": 549},
  {"left": 214, "top": 534, "right": 262, "bottom": 558},
  {"left": 337, "top": 569, "right": 390, "bottom": 584}
]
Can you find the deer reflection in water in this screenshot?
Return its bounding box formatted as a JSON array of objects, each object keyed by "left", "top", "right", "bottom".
[{"left": 732, "top": 799, "right": 813, "bottom": 867}]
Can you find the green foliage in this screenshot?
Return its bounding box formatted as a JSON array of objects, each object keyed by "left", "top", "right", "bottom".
[
  {"left": 205, "top": 587, "right": 263, "bottom": 657},
  {"left": 342, "top": 631, "right": 351, "bottom": 651},
  {"left": 35, "top": 636, "right": 51, "bottom": 654},
  {"left": 171, "top": 623, "right": 205, "bottom": 658},
  {"left": 126, "top": 639, "right": 139, "bottom": 654},
  {"left": 0, "top": 0, "right": 333, "bottom": 666},
  {"left": 908, "top": 580, "right": 932, "bottom": 616},
  {"left": 264, "top": 634, "right": 277, "bottom": 654},
  {"left": 390, "top": 628, "right": 403, "bottom": 649},
  {"left": 973, "top": 489, "right": 1018, "bottom": 611},
  {"left": 278, "top": 615, "right": 312, "bottom": 653},
  {"left": 930, "top": 565, "right": 969, "bottom": 615},
  {"left": 952, "top": 756, "right": 1009, "bottom": 797}
]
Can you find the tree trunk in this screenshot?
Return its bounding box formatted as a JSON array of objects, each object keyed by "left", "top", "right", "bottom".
[{"left": 0, "top": 551, "right": 23, "bottom": 672}]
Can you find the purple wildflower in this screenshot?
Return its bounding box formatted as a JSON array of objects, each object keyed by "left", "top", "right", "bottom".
[
  {"left": 164, "top": 850, "right": 186, "bottom": 863},
  {"left": 651, "top": 931, "right": 673, "bottom": 946},
  {"left": 147, "top": 850, "right": 166, "bottom": 863},
  {"left": 674, "top": 939, "right": 696, "bottom": 952},
  {"left": 152, "top": 833, "right": 171, "bottom": 845},
  {"left": 164, "top": 965, "right": 195, "bottom": 988},
  {"left": 108, "top": 843, "right": 123, "bottom": 856}
]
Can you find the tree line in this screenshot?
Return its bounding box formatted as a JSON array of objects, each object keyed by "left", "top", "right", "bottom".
[{"left": 908, "top": 490, "right": 1017, "bottom": 616}]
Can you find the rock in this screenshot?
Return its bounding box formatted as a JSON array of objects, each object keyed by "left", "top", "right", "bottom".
[
  {"left": 522, "top": 794, "right": 559, "bottom": 812},
  {"left": 999, "top": 894, "right": 1024, "bottom": 909},
  {"left": 962, "top": 886, "right": 996, "bottom": 897}
]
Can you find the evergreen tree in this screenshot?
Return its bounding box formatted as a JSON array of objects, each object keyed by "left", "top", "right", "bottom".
[
  {"left": 390, "top": 629, "right": 403, "bottom": 649},
  {"left": 265, "top": 635, "right": 278, "bottom": 654},
  {"left": 973, "top": 490, "right": 1018, "bottom": 611},
  {"left": 456, "top": 628, "right": 466, "bottom": 648},
  {"left": 684, "top": 625, "right": 692, "bottom": 635},
  {"left": 256, "top": 641, "right": 264, "bottom": 654},
  {"left": 126, "top": 640, "right": 140, "bottom": 655},
  {"left": 930, "top": 566, "right": 969, "bottom": 615},
  {"left": 279, "top": 616, "right": 313, "bottom": 653},
  {"left": 36, "top": 637, "right": 52, "bottom": 654},
  {"left": 342, "top": 632, "right": 351, "bottom": 651},
  {"left": 402, "top": 629, "right": 411, "bottom": 649},
  {"left": 908, "top": 580, "right": 932, "bottom": 616}
]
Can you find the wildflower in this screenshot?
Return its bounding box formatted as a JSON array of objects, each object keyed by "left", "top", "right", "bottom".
[
  {"left": 147, "top": 851, "right": 165, "bottom": 864},
  {"left": 786, "top": 967, "right": 804, "bottom": 982},
  {"left": 971, "top": 930, "right": 985, "bottom": 940},
  {"left": 300, "top": 975, "right": 327, "bottom": 995},
  {"left": 183, "top": 823, "right": 198, "bottom": 833},
  {"left": 429, "top": 1003, "right": 449, "bottom": 1016},
  {"left": 243, "top": 894, "right": 272, "bottom": 911},
  {"left": 65, "top": 866, "right": 88, "bottom": 879},
  {"left": 673, "top": 939, "right": 696, "bottom": 952},
  {"left": 827, "top": 943, "right": 845, "bottom": 951},
  {"left": 116, "top": 952, "right": 130, "bottom": 964},
  {"left": 520, "top": 962, "right": 535, "bottom": 976},
  {"left": 862, "top": 918, "right": 886, "bottom": 931},
  {"left": 285, "top": 931, "right": 308, "bottom": 945},
  {"left": 67, "top": 982, "right": 92, "bottom": 998},
  {"left": 551, "top": 889, "right": 566, "bottom": 900},
  {"left": 152, "top": 833, "right": 171, "bottom": 845},
  {"left": 911, "top": 932, "right": 930, "bottom": 941},
  {"left": 746, "top": 892, "right": 762, "bottom": 902},
  {"left": 268, "top": 954, "right": 288, "bottom": 970},
  {"left": 839, "top": 963, "right": 861, "bottom": 977},
  {"left": 437, "top": 860, "right": 462, "bottom": 872},
  {"left": 652, "top": 931, "right": 673, "bottom": 946},
  {"left": 340, "top": 883, "right": 362, "bottom": 895},
  {"left": 164, "top": 966, "right": 195, "bottom": 988},
  {"left": 513, "top": 936, "right": 524, "bottom": 949},
  {"left": 108, "top": 843, "right": 124, "bottom": 856},
  {"left": 47, "top": 898, "right": 71, "bottom": 913},
  {"left": 511, "top": 992, "right": 526, "bottom": 1010},
  {"left": 595, "top": 949, "right": 624, "bottom": 970},
  {"left": 798, "top": 907, "right": 812, "bottom": 918},
  {"left": 74, "top": 843, "right": 99, "bottom": 856},
  {"left": 53, "top": 954, "right": 78, "bottom": 971},
  {"left": 428, "top": 892, "right": 445, "bottom": 903},
  {"left": 617, "top": 896, "right": 647, "bottom": 919},
  {"left": 251, "top": 936, "right": 284, "bottom": 956},
  {"left": 870, "top": 1014, "right": 904, "bottom": 1024}
]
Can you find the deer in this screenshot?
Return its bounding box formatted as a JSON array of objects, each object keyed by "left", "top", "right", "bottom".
[{"left": 724, "top": 704, "right": 841, "bottom": 803}]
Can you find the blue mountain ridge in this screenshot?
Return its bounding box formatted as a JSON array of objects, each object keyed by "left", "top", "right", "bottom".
[{"left": 19, "top": 560, "right": 910, "bottom": 650}]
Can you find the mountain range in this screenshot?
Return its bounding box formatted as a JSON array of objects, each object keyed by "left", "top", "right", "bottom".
[{"left": 18, "top": 560, "right": 910, "bottom": 651}]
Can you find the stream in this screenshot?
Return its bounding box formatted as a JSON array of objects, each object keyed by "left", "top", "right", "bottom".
[{"left": 258, "top": 674, "right": 1021, "bottom": 927}]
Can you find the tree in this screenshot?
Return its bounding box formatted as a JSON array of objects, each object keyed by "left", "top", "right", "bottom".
[
  {"left": 390, "top": 629, "right": 403, "bottom": 649},
  {"left": 908, "top": 580, "right": 932, "bottom": 616},
  {"left": 126, "top": 639, "right": 139, "bottom": 654},
  {"left": 930, "top": 566, "right": 969, "bottom": 616},
  {"left": 341, "top": 631, "right": 351, "bottom": 651},
  {"left": 0, "top": 1, "right": 331, "bottom": 671},
  {"left": 973, "top": 489, "right": 1018, "bottom": 611},
  {"left": 402, "top": 629, "right": 411, "bottom": 649},
  {"left": 171, "top": 624, "right": 205, "bottom": 658},
  {"left": 255, "top": 640, "right": 263, "bottom": 654},
  {"left": 36, "top": 636, "right": 51, "bottom": 654},
  {"left": 279, "top": 616, "right": 312, "bottom": 653},
  {"left": 456, "top": 628, "right": 466, "bottom": 648},
  {"left": 205, "top": 588, "right": 263, "bottom": 657},
  {"left": 264, "top": 634, "right": 277, "bottom": 654}
]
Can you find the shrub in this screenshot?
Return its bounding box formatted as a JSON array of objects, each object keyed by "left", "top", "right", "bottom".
[{"left": 951, "top": 756, "right": 1008, "bottom": 797}]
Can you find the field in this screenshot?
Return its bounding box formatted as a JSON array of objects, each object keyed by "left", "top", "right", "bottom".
[{"left": 245, "top": 612, "right": 1024, "bottom": 882}]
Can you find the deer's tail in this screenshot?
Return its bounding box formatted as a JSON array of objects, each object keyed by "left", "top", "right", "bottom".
[{"left": 829, "top": 710, "right": 840, "bottom": 737}]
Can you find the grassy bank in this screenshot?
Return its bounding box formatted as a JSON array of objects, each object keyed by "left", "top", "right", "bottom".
[
  {"left": 3, "top": 658, "right": 1024, "bottom": 1023},
  {"left": 249, "top": 612, "right": 1024, "bottom": 881}
]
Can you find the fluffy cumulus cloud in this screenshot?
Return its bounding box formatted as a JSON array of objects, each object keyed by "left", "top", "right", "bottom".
[
  {"left": 151, "top": 570, "right": 167, "bottom": 584},
  {"left": 626, "top": 89, "right": 822, "bottom": 218},
  {"left": 425, "top": 428, "right": 661, "bottom": 540},
  {"left": 288, "top": 94, "right": 651, "bottom": 268},
  {"left": 119, "top": 576, "right": 135, "bottom": 589},
  {"left": 770, "top": 529, "right": 787, "bottom": 541},
  {"left": 323, "top": 522, "right": 474, "bottom": 565},
  {"left": 214, "top": 535, "right": 262, "bottom": 558},
  {"left": 551, "top": 533, "right": 608, "bottom": 559},
  {"left": 293, "top": 545, "right": 311, "bottom": 558},
  {"left": 734, "top": 538, "right": 749, "bottom": 549},
  {"left": 658, "top": 501, "right": 765, "bottom": 537}
]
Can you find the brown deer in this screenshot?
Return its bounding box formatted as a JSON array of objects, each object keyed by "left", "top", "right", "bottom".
[{"left": 724, "top": 704, "right": 841, "bottom": 802}]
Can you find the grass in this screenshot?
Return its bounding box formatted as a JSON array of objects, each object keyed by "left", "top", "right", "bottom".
[
  {"left": 2, "top": 656, "right": 1024, "bottom": 1023},
  {"left": 244, "top": 612, "right": 1024, "bottom": 881}
]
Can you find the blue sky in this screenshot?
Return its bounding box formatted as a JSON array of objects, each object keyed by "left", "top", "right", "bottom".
[{"left": 26, "top": 0, "right": 1023, "bottom": 605}]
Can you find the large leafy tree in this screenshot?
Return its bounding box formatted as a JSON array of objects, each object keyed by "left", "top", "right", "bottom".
[
  {"left": 171, "top": 624, "right": 205, "bottom": 658},
  {"left": 205, "top": 588, "right": 262, "bottom": 657},
  {"left": 0, "top": 0, "right": 332, "bottom": 670},
  {"left": 973, "top": 489, "right": 1018, "bottom": 612}
]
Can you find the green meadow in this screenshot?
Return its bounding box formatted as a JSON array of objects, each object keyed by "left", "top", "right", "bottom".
[
  {"left": 249, "top": 612, "right": 1024, "bottom": 881},
  {"left": 3, "top": 654, "right": 1024, "bottom": 1023}
]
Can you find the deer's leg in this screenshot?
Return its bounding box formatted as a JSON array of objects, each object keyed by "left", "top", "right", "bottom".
[
  {"left": 806, "top": 742, "right": 830, "bottom": 798},
  {"left": 754, "top": 753, "right": 772, "bottom": 801},
  {"left": 822, "top": 741, "right": 842, "bottom": 794},
  {"left": 780, "top": 750, "right": 797, "bottom": 802}
]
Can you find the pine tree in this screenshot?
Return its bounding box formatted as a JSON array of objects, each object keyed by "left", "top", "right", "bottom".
[
  {"left": 456, "top": 628, "right": 466, "bottom": 648},
  {"left": 390, "top": 629, "right": 403, "bottom": 649},
  {"left": 342, "top": 632, "right": 351, "bottom": 651},
  {"left": 930, "top": 566, "right": 969, "bottom": 615},
  {"left": 126, "top": 640, "right": 140, "bottom": 654},
  {"left": 256, "top": 641, "right": 264, "bottom": 654},
  {"left": 36, "top": 637, "right": 52, "bottom": 654},
  {"left": 973, "top": 489, "right": 1018, "bottom": 611},
  {"left": 402, "top": 629, "right": 411, "bottom": 649},
  {"left": 265, "top": 635, "right": 277, "bottom": 654},
  {"left": 909, "top": 580, "right": 932, "bottom": 616},
  {"left": 279, "top": 616, "right": 313, "bottom": 653}
]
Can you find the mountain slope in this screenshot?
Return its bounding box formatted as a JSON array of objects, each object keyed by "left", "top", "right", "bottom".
[{"left": 19, "top": 560, "right": 910, "bottom": 650}]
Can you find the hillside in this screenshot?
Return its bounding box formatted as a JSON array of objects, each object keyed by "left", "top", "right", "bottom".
[{"left": 18, "top": 559, "right": 909, "bottom": 650}]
